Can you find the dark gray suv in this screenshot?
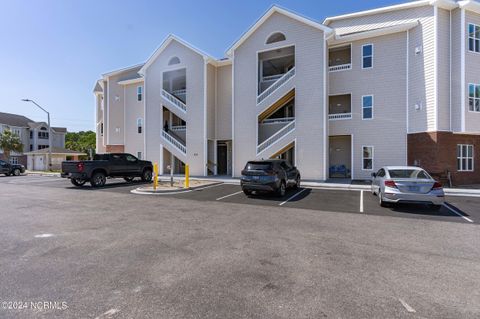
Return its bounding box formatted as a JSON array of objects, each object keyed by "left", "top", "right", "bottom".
[{"left": 240, "top": 159, "right": 300, "bottom": 196}]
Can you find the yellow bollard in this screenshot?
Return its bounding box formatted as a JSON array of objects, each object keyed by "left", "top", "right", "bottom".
[
  {"left": 153, "top": 163, "right": 159, "bottom": 190},
  {"left": 184, "top": 164, "right": 189, "bottom": 189}
]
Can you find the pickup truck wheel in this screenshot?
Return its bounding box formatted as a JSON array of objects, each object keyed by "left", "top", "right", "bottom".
[
  {"left": 141, "top": 169, "right": 153, "bottom": 182},
  {"left": 12, "top": 169, "right": 21, "bottom": 176},
  {"left": 90, "top": 172, "right": 106, "bottom": 188},
  {"left": 124, "top": 177, "right": 135, "bottom": 183},
  {"left": 277, "top": 181, "right": 286, "bottom": 197},
  {"left": 71, "top": 178, "right": 86, "bottom": 187}
]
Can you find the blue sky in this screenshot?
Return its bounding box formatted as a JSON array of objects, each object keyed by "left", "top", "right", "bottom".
[{"left": 0, "top": 0, "right": 403, "bottom": 132}]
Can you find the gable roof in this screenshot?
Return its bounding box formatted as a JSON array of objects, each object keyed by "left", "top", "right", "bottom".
[
  {"left": 324, "top": 0, "right": 457, "bottom": 25},
  {"left": 0, "top": 112, "right": 33, "bottom": 127},
  {"left": 226, "top": 5, "right": 332, "bottom": 56},
  {"left": 102, "top": 63, "right": 145, "bottom": 78},
  {"left": 138, "top": 34, "right": 217, "bottom": 75}
]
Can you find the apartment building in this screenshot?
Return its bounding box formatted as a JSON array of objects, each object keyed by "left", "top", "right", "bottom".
[
  {"left": 0, "top": 112, "right": 66, "bottom": 166},
  {"left": 95, "top": 0, "right": 480, "bottom": 185}
]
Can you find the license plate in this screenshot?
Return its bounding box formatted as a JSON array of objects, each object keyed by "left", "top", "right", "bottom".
[
  {"left": 408, "top": 186, "right": 419, "bottom": 191},
  {"left": 253, "top": 176, "right": 260, "bottom": 180}
]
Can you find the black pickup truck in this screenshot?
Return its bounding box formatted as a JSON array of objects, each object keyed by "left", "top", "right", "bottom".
[
  {"left": 61, "top": 153, "right": 153, "bottom": 187},
  {"left": 0, "top": 160, "right": 26, "bottom": 176}
]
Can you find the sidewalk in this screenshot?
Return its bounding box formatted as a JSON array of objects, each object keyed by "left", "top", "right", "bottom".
[{"left": 26, "top": 170, "right": 61, "bottom": 177}]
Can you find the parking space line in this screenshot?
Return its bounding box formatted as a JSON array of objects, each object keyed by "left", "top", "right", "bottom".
[
  {"left": 443, "top": 203, "right": 474, "bottom": 223},
  {"left": 360, "top": 190, "right": 364, "bottom": 213},
  {"left": 216, "top": 191, "right": 243, "bottom": 201},
  {"left": 279, "top": 188, "right": 308, "bottom": 206},
  {"left": 399, "top": 299, "right": 416, "bottom": 313}
]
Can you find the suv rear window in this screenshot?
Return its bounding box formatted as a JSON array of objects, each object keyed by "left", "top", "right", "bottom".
[
  {"left": 245, "top": 162, "right": 273, "bottom": 171},
  {"left": 388, "top": 169, "right": 430, "bottom": 179}
]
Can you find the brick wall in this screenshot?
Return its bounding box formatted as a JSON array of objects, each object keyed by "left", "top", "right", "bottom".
[
  {"left": 105, "top": 145, "right": 125, "bottom": 153},
  {"left": 408, "top": 132, "right": 480, "bottom": 186}
]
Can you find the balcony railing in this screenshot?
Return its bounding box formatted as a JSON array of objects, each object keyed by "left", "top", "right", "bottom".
[
  {"left": 161, "top": 89, "right": 186, "bottom": 113},
  {"left": 261, "top": 117, "right": 295, "bottom": 124},
  {"left": 329, "top": 63, "right": 352, "bottom": 72},
  {"left": 257, "top": 120, "right": 295, "bottom": 154},
  {"left": 162, "top": 130, "right": 186, "bottom": 155},
  {"left": 328, "top": 113, "right": 352, "bottom": 120},
  {"left": 257, "top": 67, "right": 295, "bottom": 104},
  {"left": 171, "top": 125, "right": 186, "bottom": 131},
  {"left": 262, "top": 74, "right": 284, "bottom": 82}
]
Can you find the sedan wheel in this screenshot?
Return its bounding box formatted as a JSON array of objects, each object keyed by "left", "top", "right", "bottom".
[{"left": 378, "top": 191, "right": 388, "bottom": 207}]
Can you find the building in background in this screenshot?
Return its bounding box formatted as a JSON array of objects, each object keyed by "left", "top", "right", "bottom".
[
  {"left": 0, "top": 112, "right": 67, "bottom": 167},
  {"left": 95, "top": 0, "right": 480, "bottom": 185}
]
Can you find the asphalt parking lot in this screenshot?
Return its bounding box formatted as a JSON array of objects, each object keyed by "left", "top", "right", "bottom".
[{"left": 1, "top": 175, "right": 479, "bottom": 318}]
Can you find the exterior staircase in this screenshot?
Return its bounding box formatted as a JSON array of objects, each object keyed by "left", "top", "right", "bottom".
[
  {"left": 256, "top": 120, "right": 295, "bottom": 158},
  {"left": 162, "top": 89, "right": 187, "bottom": 117},
  {"left": 256, "top": 67, "right": 295, "bottom": 110},
  {"left": 161, "top": 129, "right": 187, "bottom": 162}
]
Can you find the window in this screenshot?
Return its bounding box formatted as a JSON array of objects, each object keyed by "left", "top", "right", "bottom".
[
  {"left": 468, "top": 84, "right": 480, "bottom": 112},
  {"left": 362, "top": 44, "right": 373, "bottom": 69},
  {"left": 362, "top": 146, "right": 374, "bottom": 170},
  {"left": 266, "top": 32, "right": 286, "bottom": 44},
  {"left": 30, "top": 144, "right": 33, "bottom": 151},
  {"left": 100, "top": 123, "right": 104, "bottom": 136},
  {"left": 10, "top": 157, "right": 18, "bottom": 165},
  {"left": 126, "top": 154, "right": 137, "bottom": 162},
  {"left": 137, "top": 118, "right": 143, "bottom": 134},
  {"left": 457, "top": 144, "right": 474, "bottom": 171},
  {"left": 362, "top": 95, "right": 374, "bottom": 119},
  {"left": 11, "top": 128, "right": 21, "bottom": 138},
  {"left": 168, "top": 56, "right": 180, "bottom": 66},
  {"left": 38, "top": 128, "right": 49, "bottom": 139},
  {"left": 38, "top": 145, "right": 48, "bottom": 150},
  {"left": 376, "top": 169, "right": 385, "bottom": 177},
  {"left": 137, "top": 152, "right": 142, "bottom": 160},
  {"left": 137, "top": 86, "right": 142, "bottom": 101},
  {"left": 468, "top": 23, "right": 480, "bottom": 53},
  {"left": 29, "top": 131, "right": 33, "bottom": 139}
]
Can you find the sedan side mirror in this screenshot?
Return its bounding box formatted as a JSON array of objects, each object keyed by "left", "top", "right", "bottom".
[{"left": 371, "top": 173, "right": 377, "bottom": 178}]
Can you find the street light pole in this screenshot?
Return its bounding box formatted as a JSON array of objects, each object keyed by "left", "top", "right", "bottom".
[{"left": 21, "top": 99, "right": 52, "bottom": 170}]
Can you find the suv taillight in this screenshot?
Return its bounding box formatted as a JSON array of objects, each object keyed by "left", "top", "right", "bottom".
[
  {"left": 384, "top": 180, "right": 397, "bottom": 188},
  {"left": 77, "top": 162, "right": 84, "bottom": 172},
  {"left": 431, "top": 181, "right": 443, "bottom": 190}
]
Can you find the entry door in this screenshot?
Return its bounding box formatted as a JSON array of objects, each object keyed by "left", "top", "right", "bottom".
[{"left": 217, "top": 144, "right": 228, "bottom": 175}]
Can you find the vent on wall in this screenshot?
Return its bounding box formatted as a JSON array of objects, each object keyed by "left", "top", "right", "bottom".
[
  {"left": 415, "top": 102, "right": 423, "bottom": 111},
  {"left": 415, "top": 46, "right": 422, "bottom": 55}
]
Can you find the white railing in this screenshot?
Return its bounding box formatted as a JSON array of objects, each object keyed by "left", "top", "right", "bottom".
[
  {"left": 262, "top": 74, "right": 283, "bottom": 82},
  {"left": 257, "top": 67, "right": 295, "bottom": 104},
  {"left": 171, "top": 125, "right": 186, "bottom": 131},
  {"left": 329, "top": 113, "right": 352, "bottom": 120},
  {"left": 162, "top": 130, "right": 186, "bottom": 155},
  {"left": 161, "top": 89, "right": 187, "bottom": 113},
  {"left": 261, "top": 117, "right": 295, "bottom": 124},
  {"left": 171, "top": 89, "right": 186, "bottom": 96},
  {"left": 329, "top": 63, "right": 352, "bottom": 72},
  {"left": 257, "top": 120, "right": 295, "bottom": 154}
]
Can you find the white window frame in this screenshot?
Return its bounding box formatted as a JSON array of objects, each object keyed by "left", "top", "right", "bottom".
[
  {"left": 468, "top": 83, "right": 480, "bottom": 112},
  {"left": 457, "top": 144, "right": 474, "bottom": 172},
  {"left": 362, "top": 95, "right": 374, "bottom": 120},
  {"left": 362, "top": 146, "right": 374, "bottom": 170},
  {"left": 137, "top": 86, "right": 143, "bottom": 102},
  {"left": 10, "top": 157, "right": 18, "bottom": 165},
  {"left": 11, "top": 128, "right": 21, "bottom": 138},
  {"left": 362, "top": 44, "right": 374, "bottom": 69},
  {"left": 137, "top": 118, "right": 143, "bottom": 134},
  {"left": 468, "top": 23, "right": 480, "bottom": 53}
]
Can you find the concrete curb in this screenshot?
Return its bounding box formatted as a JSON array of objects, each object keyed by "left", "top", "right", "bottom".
[
  {"left": 131, "top": 182, "right": 223, "bottom": 195},
  {"left": 26, "top": 171, "right": 61, "bottom": 177}
]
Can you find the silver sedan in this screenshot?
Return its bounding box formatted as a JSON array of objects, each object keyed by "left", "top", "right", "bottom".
[{"left": 371, "top": 166, "right": 445, "bottom": 209}]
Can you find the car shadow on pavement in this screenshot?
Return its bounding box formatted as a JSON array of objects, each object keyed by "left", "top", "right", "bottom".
[
  {"left": 388, "top": 202, "right": 470, "bottom": 218},
  {"left": 246, "top": 187, "right": 312, "bottom": 203},
  {"left": 66, "top": 179, "right": 151, "bottom": 191}
]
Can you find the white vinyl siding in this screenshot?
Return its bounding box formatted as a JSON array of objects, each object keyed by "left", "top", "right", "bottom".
[
  {"left": 362, "top": 95, "right": 373, "bottom": 119},
  {"left": 457, "top": 144, "right": 474, "bottom": 171},
  {"left": 468, "top": 23, "right": 480, "bottom": 53},
  {"left": 362, "top": 146, "right": 374, "bottom": 170}
]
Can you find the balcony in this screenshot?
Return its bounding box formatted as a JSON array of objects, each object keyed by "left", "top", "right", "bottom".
[
  {"left": 329, "top": 45, "right": 351, "bottom": 73},
  {"left": 258, "top": 46, "right": 295, "bottom": 104},
  {"left": 329, "top": 94, "right": 352, "bottom": 121}
]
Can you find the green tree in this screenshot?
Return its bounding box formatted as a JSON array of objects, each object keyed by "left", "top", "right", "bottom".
[
  {"left": 65, "top": 130, "right": 96, "bottom": 155},
  {"left": 0, "top": 128, "right": 23, "bottom": 162}
]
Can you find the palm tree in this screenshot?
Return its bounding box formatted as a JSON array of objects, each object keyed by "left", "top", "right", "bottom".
[{"left": 0, "top": 128, "right": 24, "bottom": 162}]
